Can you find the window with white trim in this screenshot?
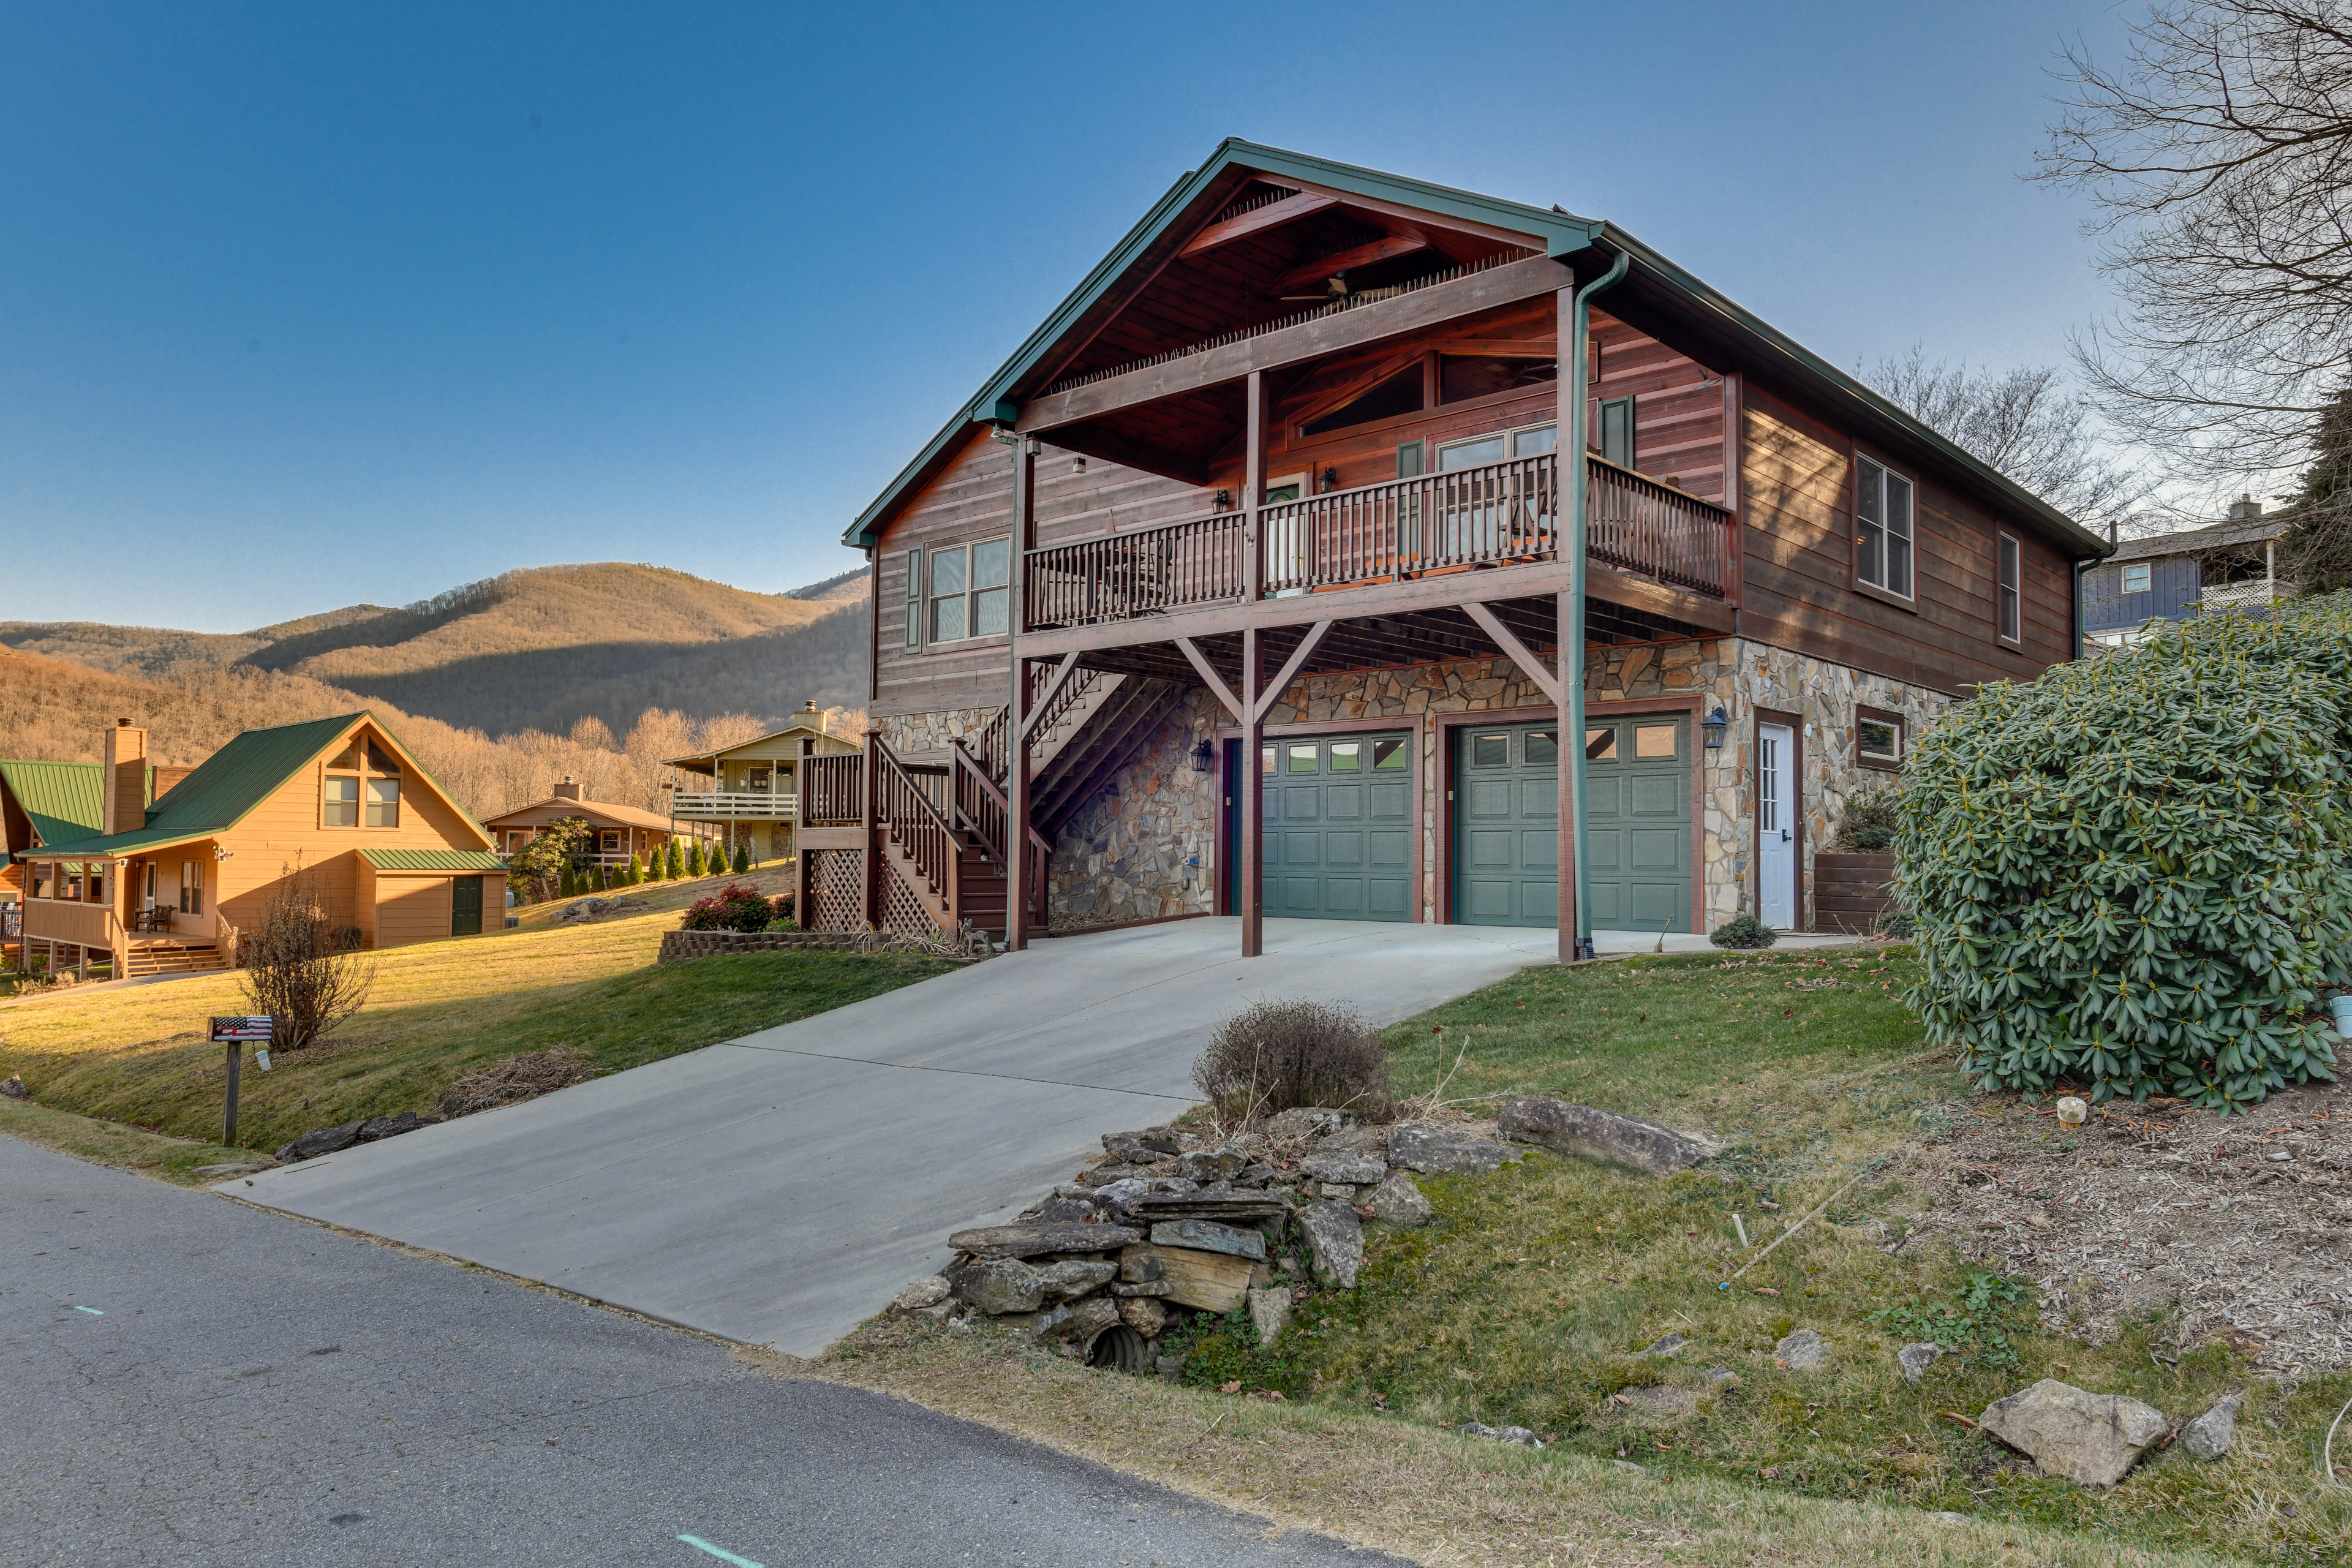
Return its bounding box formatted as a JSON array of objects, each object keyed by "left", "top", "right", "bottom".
[
  {"left": 1857, "top": 708, "right": 1905, "bottom": 769},
  {"left": 1855, "top": 454, "right": 1915, "bottom": 598},
  {"left": 927, "top": 538, "right": 1009, "bottom": 643},
  {"left": 1436, "top": 421, "right": 1555, "bottom": 471},
  {"left": 1998, "top": 532, "right": 2021, "bottom": 644}
]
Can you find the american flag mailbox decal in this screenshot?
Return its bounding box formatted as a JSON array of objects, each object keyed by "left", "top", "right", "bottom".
[{"left": 209, "top": 1016, "right": 273, "bottom": 1042}]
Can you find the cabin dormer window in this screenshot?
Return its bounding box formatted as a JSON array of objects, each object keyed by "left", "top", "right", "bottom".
[
  {"left": 1855, "top": 453, "right": 1915, "bottom": 599},
  {"left": 2120, "top": 563, "right": 2151, "bottom": 594},
  {"left": 323, "top": 735, "right": 401, "bottom": 828},
  {"left": 928, "top": 538, "right": 1010, "bottom": 643}
]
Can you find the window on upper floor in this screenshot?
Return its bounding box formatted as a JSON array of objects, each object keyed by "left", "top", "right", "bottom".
[
  {"left": 1437, "top": 422, "right": 1555, "bottom": 472},
  {"left": 324, "top": 734, "right": 400, "bottom": 827},
  {"left": 1298, "top": 364, "right": 1424, "bottom": 438},
  {"left": 2121, "top": 562, "right": 2152, "bottom": 594},
  {"left": 1999, "top": 533, "right": 2022, "bottom": 644},
  {"left": 928, "top": 538, "right": 1009, "bottom": 643},
  {"left": 1855, "top": 454, "right": 1915, "bottom": 599},
  {"left": 1598, "top": 397, "right": 1635, "bottom": 469}
]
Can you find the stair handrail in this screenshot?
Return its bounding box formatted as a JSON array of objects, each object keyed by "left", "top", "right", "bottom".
[{"left": 872, "top": 737, "right": 959, "bottom": 901}]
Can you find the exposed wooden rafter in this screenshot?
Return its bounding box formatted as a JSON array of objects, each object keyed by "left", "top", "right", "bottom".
[
  {"left": 1268, "top": 232, "right": 1430, "bottom": 292},
  {"left": 1179, "top": 192, "right": 1337, "bottom": 257}
]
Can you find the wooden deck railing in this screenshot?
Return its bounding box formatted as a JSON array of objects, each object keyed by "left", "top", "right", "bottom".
[
  {"left": 873, "top": 744, "right": 957, "bottom": 900},
  {"left": 667, "top": 790, "right": 797, "bottom": 820},
  {"left": 1021, "top": 452, "right": 1733, "bottom": 630},
  {"left": 801, "top": 753, "right": 864, "bottom": 826}
]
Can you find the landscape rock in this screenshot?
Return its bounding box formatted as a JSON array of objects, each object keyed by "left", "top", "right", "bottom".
[
  {"left": 1497, "top": 1096, "right": 1721, "bottom": 1175},
  {"left": 0, "top": 1076, "right": 26, "bottom": 1099},
  {"left": 947, "top": 1222, "right": 1139, "bottom": 1259},
  {"left": 1263, "top": 1107, "right": 1349, "bottom": 1140},
  {"left": 1319, "top": 1183, "right": 1357, "bottom": 1200},
  {"left": 1148, "top": 1218, "right": 1266, "bottom": 1260},
  {"left": 1032, "top": 1260, "right": 1118, "bottom": 1302},
  {"left": 891, "top": 1276, "right": 952, "bottom": 1313},
  {"left": 1076, "top": 1163, "right": 1154, "bottom": 1187},
  {"left": 1128, "top": 1242, "right": 1257, "bottom": 1312},
  {"left": 1247, "top": 1285, "right": 1292, "bottom": 1348},
  {"left": 992, "top": 1304, "right": 1072, "bottom": 1339},
  {"left": 1118, "top": 1297, "right": 1170, "bottom": 1336},
  {"left": 1362, "top": 1169, "right": 1431, "bottom": 1225},
  {"left": 274, "top": 1121, "right": 364, "bottom": 1163},
  {"left": 1613, "top": 1385, "right": 1702, "bottom": 1420},
  {"left": 1322, "top": 1125, "right": 1389, "bottom": 1159},
  {"left": 1774, "top": 1328, "right": 1832, "bottom": 1373},
  {"left": 1298, "top": 1150, "right": 1387, "bottom": 1185},
  {"left": 1102, "top": 1129, "right": 1181, "bottom": 1164},
  {"left": 1641, "top": 1333, "right": 1687, "bottom": 1357},
  {"left": 946, "top": 1257, "right": 1052, "bottom": 1316},
  {"left": 1030, "top": 1199, "right": 1098, "bottom": 1223},
  {"left": 1298, "top": 1200, "right": 1365, "bottom": 1288},
  {"left": 1110, "top": 1280, "right": 1173, "bottom": 1298},
  {"left": 1899, "top": 1343, "right": 1945, "bottom": 1384},
  {"left": 1041, "top": 1296, "right": 1121, "bottom": 1349},
  {"left": 1387, "top": 1122, "right": 1517, "bottom": 1174},
  {"left": 192, "top": 1160, "right": 277, "bottom": 1178},
  {"left": 356, "top": 1111, "right": 440, "bottom": 1142},
  {"left": 557, "top": 896, "right": 649, "bottom": 924},
  {"left": 1975, "top": 1379, "right": 2172, "bottom": 1487},
  {"left": 1456, "top": 1422, "right": 1544, "bottom": 1448},
  {"left": 1177, "top": 1147, "right": 1248, "bottom": 1183},
  {"left": 2180, "top": 1390, "right": 2243, "bottom": 1461}
]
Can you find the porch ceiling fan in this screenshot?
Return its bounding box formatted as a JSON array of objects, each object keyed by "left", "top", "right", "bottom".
[{"left": 1278, "top": 270, "right": 1405, "bottom": 306}]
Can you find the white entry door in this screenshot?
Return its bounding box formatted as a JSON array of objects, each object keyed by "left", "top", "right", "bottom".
[{"left": 1757, "top": 722, "right": 1797, "bottom": 930}]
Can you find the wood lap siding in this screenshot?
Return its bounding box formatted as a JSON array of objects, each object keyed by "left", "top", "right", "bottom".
[
  {"left": 1738, "top": 390, "right": 2068, "bottom": 694},
  {"left": 374, "top": 876, "right": 454, "bottom": 947}
]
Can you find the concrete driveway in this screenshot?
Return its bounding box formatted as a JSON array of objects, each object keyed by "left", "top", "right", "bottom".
[{"left": 230, "top": 916, "right": 1560, "bottom": 1355}]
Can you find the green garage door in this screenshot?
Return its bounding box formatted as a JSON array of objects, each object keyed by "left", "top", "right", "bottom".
[
  {"left": 1454, "top": 723, "right": 1558, "bottom": 926},
  {"left": 1586, "top": 715, "right": 1691, "bottom": 933},
  {"left": 1453, "top": 715, "right": 1690, "bottom": 932},
  {"left": 1229, "top": 733, "right": 1414, "bottom": 921}
]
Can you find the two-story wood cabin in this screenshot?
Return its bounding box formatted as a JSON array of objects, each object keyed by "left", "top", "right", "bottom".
[
  {"left": 2081, "top": 497, "right": 2290, "bottom": 647},
  {"left": 19, "top": 713, "right": 505, "bottom": 978},
  {"left": 804, "top": 141, "right": 2109, "bottom": 962},
  {"left": 660, "top": 703, "right": 862, "bottom": 865}
]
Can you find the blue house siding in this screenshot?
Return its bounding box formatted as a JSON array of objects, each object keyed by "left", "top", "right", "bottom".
[{"left": 2082, "top": 556, "right": 2199, "bottom": 633}]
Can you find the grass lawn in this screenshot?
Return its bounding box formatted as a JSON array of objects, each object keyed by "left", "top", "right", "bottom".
[
  {"left": 0, "top": 876, "right": 956, "bottom": 1157},
  {"left": 836, "top": 948, "right": 2349, "bottom": 1566},
  {"left": 0, "top": 1095, "right": 254, "bottom": 1186}
]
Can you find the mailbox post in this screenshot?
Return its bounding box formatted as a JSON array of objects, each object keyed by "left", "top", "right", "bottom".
[{"left": 209, "top": 1016, "right": 273, "bottom": 1143}]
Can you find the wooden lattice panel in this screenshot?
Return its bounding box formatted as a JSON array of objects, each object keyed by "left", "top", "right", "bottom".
[
  {"left": 880, "top": 863, "right": 944, "bottom": 941},
  {"left": 810, "top": 850, "right": 864, "bottom": 933}
]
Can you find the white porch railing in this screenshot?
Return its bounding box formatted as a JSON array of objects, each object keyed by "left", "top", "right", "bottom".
[{"left": 667, "top": 791, "right": 798, "bottom": 820}]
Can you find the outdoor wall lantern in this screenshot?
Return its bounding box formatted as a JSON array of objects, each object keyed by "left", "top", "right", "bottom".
[
  {"left": 1702, "top": 707, "right": 1728, "bottom": 750},
  {"left": 1191, "top": 739, "right": 1216, "bottom": 774},
  {"left": 1213, "top": 489, "right": 1234, "bottom": 512},
  {"left": 1321, "top": 466, "right": 1340, "bottom": 492},
  {"left": 1071, "top": 456, "right": 1087, "bottom": 475}
]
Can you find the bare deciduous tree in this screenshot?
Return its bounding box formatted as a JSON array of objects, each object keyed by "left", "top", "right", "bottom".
[
  {"left": 1866, "top": 349, "right": 2154, "bottom": 533},
  {"left": 2034, "top": 1, "right": 2352, "bottom": 491},
  {"left": 240, "top": 858, "right": 374, "bottom": 1052}
]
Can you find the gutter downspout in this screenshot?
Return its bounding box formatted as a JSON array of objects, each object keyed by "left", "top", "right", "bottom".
[{"left": 1567, "top": 245, "right": 1630, "bottom": 960}]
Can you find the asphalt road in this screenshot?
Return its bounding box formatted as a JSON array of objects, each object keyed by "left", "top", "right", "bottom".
[{"left": 3, "top": 1137, "right": 1401, "bottom": 1568}]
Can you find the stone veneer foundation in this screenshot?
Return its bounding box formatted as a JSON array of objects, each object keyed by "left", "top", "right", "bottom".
[{"left": 883, "top": 636, "right": 1950, "bottom": 934}]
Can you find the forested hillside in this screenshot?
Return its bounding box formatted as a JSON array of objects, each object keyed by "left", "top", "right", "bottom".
[{"left": 1, "top": 562, "right": 869, "bottom": 738}]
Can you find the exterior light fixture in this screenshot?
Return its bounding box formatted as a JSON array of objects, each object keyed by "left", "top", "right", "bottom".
[
  {"left": 1213, "top": 489, "right": 1234, "bottom": 513},
  {"left": 1702, "top": 707, "right": 1728, "bottom": 750},
  {"left": 1071, "top": 456, "right": 1087, "bottom": 475},
  {"left": 1321, "top": 466, "right": 1339, "bottom": 492},
  {"left": 1191, "top": 739, "right": 1216, "bottom": 774}
]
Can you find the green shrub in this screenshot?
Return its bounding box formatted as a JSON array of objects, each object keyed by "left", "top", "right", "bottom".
[
  {"left": 1710, "top": 914, "right": 1777, "bottom": 949},
  {"left": 1831, "top": 790, "right": 1900, "bottom": 852},
  {"left": 666, "top": 841, "right": 685, "bottom": 880},
  {"left": 681, "top": 881, "right": 785, "bottom": 933},
  {"left": 557, "top": 865, "right": 576, "bottom": 899},
  {"left": 626, "top": 853, "right": 644, "bottom": 887},
  {"left": 686, "top": 841, "right": 705, "bottom": 878},
  {"left": 1899, "top": 603, "right": 2352, "bottom": 1111},
  {"left": 595, "top": 863, "right": 612, "bottom": 892},
  {"left": 731, "top": 844, "right": 750, "bottom": 874}
]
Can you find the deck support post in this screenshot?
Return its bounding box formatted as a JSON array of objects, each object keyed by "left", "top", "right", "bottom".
[
  {"left": 860, "top": 726, "right": 880, "bottom": 930},
  {"left": 1007, "top": 434, "right": 1037, "bottom": 951},
  {"left": 794, "top": 737, "right": 815, "bottom": 928},
  {"left": 1240, "top": 627, "right": 1264, "bottom": 958},
  {"left": 1559, "top": 247, "right": 1627, "bottom": 964}
]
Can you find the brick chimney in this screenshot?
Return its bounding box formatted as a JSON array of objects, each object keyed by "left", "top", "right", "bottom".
[
  {"left": 103, "top": 719, "right": 147, "bottom": 836},
  {"left": 553, "top": 775, "right": 582, "bottom": 801}
]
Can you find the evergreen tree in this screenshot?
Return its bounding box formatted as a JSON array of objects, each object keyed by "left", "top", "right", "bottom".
[
  {"left": 731, "top": 843, "right": 750, "bottom": 875},
  {"left": 598, "top": 862, "right": 614, "bottom": 892},
  {"left": 687, "top": 840, "right": 706, "bottom": 878},
  {"left": 666, "top": 840, "right": 684, "bottom": 880},
  {"left": 646, "top": 846, "right": 666, "bottom": 883},
  {"left": 627, "top": 853, "right": 644, "bottom": 886},
  {"left": 2286, "top": 379, "right": 2352, "bottom": 593},
  {"left": 559, "top": 865, "right": 576, "bottom": 898}
]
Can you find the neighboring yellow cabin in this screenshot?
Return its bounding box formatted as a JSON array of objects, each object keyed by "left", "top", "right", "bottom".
[
  {"left": 662, "top": 700, "right": 861, "bottom": 864},
  {"left": 18, "top": 712, "right": 505, "bottom": 979}
]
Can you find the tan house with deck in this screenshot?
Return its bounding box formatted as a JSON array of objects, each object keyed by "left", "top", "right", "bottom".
[
  {"left": 482, "top": 778, "right": 710, "bottom": 868},
  {"left": 19, "top": 712, "right": 505, "bottom": 978},
  {"left": 661, "top": 702, "right": 861, "bottom": 865}
]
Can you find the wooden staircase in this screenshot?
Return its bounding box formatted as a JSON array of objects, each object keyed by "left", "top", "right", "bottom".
[{"left": 122, "top": 940, "right": 228, "bottom": 977}]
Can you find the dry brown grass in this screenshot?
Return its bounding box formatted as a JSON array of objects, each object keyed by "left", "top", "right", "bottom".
[{"left": 810, "top": 1319, "right": 2237, "bottom": 1568}]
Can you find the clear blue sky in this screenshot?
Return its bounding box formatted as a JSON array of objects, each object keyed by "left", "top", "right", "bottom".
[{"left": 2, "top": 1, "right": 2129, "bottom": 631}]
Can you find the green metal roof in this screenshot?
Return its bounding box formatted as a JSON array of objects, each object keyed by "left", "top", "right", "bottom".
[
  {"left": 843, "top": 137, "right": 2109, "bottom": 561},
  {"left": 0, "top": 759, "right": 111, "bottom": 850},
  {"left": 31, "top": 711, "right": 494, "bottom": 862},
  {"left": 358, "top": 848, "right": 508, "bottom": 872}
]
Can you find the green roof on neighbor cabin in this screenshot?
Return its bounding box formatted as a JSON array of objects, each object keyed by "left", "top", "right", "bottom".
[
  {"left": 28, "top": 711, "right": 492, "bottom": 863},
  {"left": 0, "top": 758, "right": 154, "bottom": 867},
  {"left": 842, "top": 137, "right": 2110, "bottom": 561}
]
